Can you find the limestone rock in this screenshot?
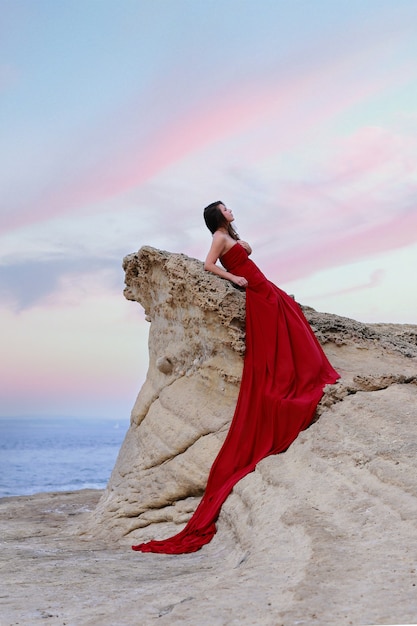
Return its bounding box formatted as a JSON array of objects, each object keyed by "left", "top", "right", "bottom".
[
  {"left": 84, "top": 246, "right": 417, "bottom": 549},
  {"left": 85, "top": 246, "right": 246, "bottom": 538}
]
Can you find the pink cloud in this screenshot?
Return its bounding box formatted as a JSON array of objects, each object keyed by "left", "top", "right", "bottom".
[
  {"left": 1, "top": 355, "right": 136, "bottom": 402},
  {"left": 309, "top": 268, "right": 386, "bottom": 299},
  {"left": 0, "top": 74, "right": 314, "bottom": 234},
  {"left": 2, "top": 41, "right": 414, "bottom": 237},
  {"left": 319, "top": 126, "right": 417, "bottom": 186},
  {"left": 251, "top": 117, "right": 417, "bottom": 284},
  {"left": 262, "top": 202, "right": 417, "bottom": 284}
]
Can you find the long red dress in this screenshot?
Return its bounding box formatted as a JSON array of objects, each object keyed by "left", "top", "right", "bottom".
[{"left": 132, "top": 243, "right": 339, "bottom": 554}]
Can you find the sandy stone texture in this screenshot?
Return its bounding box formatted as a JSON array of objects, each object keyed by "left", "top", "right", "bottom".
[{"left": 1, "top": 246, "right": 416, "bottom": 626}]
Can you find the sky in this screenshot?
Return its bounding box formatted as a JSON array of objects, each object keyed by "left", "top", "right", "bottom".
[{"left": 1, "top": 0, "right": 417, "bottom": 420}]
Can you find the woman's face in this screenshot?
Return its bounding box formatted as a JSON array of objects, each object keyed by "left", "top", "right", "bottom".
[{"left": 219, "top": 203, "right": 234, "bottom": 223}]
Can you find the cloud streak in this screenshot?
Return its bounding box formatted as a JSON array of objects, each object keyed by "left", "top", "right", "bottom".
[
  {"left": 309, "top": 268, "right": 386, "bottom": 299},
  {"left": 2, "top": 16, "right": 415, "bottom": 244},
  {"left": 0, "top": 258, "right": 122, "bottom": 310}
]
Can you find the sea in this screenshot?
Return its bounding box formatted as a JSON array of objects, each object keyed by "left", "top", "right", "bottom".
[{"left": 0, "top": 416, "right": 129, "bottom": 499}]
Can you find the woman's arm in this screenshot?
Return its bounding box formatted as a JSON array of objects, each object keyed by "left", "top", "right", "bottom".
[{"left": 204, "top": 233, "right": 248, "bottom": 288}]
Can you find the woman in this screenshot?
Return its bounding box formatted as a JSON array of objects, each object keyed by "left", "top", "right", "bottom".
[
  {"left": 203, "top": 202, "right": 251, "bottom": 287},
  {"left": 132, "top": 201, "right": 339, "bottom": 554}
]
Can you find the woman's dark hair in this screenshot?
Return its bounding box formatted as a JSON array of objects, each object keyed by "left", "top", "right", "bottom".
[{"left": 203, "top": 201, "right": 239, "bottom": 240}]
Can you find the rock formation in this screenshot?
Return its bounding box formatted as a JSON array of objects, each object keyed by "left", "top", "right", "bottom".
[
  {"left": 84, "top": 246, "right": 417, "bottom": 551},
  {"left": 85, "top": 246, "right": 246, "bottom": 539}
]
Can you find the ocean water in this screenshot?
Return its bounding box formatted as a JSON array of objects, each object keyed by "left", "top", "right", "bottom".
[{"left": 0, "top": 417, "right": 129, "bottom": 499}]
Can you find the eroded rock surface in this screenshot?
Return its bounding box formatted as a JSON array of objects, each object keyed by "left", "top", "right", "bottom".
[
  {"left": 84, "top": 247, "right": 417, "bottom": 547},
  {"left": 84, "top": 246, "right": 246, "bottom": 539}
]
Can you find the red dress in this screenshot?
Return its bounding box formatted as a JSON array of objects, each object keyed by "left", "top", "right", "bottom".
[{"left": 132, "top": 243, "right": 339, "bottom": 554}]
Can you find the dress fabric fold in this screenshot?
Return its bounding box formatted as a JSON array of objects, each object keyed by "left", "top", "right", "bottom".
[{"left": 132, "top": 243, "right": 339, "bottom": 554}]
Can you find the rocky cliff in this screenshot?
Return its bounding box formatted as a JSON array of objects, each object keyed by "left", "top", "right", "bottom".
[
  {"left": 84, "top": 247, "right": 417, "bottom": 552},
  {"left": 85, "top": 246, "right": 246, "bottom": 539}
]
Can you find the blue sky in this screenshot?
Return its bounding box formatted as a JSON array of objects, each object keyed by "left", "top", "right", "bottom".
[{"left": 1, "top": 0, "right": 416, "bottom": 418}]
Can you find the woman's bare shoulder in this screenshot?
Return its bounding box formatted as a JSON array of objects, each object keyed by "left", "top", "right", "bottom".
[
  {"left": 211, "top": 231, "right": 229, "bottom": 252},
  {"left": 206, "top": 231, "right": 231, "bottom": 265},
  {"left": 212, "top": 230, "right": 228, "bottom": 243}
]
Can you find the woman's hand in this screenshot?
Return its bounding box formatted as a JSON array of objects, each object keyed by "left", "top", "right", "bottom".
[
  {"left": 231, "top": 275, "right": 248, "bottom": 288},
  {"left": 237, "top": 240, "right": 252, "bottom": 254}
]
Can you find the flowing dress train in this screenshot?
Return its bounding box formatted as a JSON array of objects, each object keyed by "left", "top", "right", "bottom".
[{"left": 132, "top": 243, "right": 339, "bottom": 554}]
